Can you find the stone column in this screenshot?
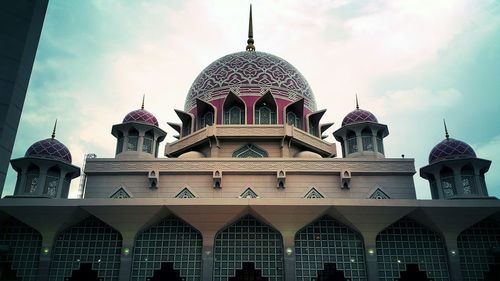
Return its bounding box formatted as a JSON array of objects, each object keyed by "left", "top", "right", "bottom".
[
  {"left": 201, "top": 245, "right": 214, "bottom": 281},
  {"left": 453, "top": 166, "right": 463, "bottom": 196},
  {"left": 282, "top": 235, "right": 296, "bottom": 281},
  {"left": 56, "top": 171, "right": 68, "bottom": 198},
  {"left": 36, "top": 233, "right": 56, "bottom": 281},
  {"left": 36, "top": 166, "right": 48, "bottom": 196},
  {"left": 363, "top": 235, "right": 380, "bottom": 281},
  {"left": 434, "top": 171, "right": 445, "bottom": 199},
  {"left": 137, "top": 131, "right": 145, "bottom": 154},
  {"left": 14, "top": 166, "right": 27, "bottom": 195},
  {"left": 118, "top": 234, "right": 135, "bottom": 281},
  {"left": 444, "top": 235, "right": 463, "bottom": 281}
]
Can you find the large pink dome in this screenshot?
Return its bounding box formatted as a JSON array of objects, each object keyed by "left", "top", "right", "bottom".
[
  {"left": 185, "top": 51, "right": 317, "bottom": 112},
  {"left": 428, "top": 138, "right": 476, "bottom": 164},
  {"left": 341, "top": 109, "right": 378, "bottom": 127},
  {"left": 25, "top": 138, "right": 72, "bottom": 164},
  {"left": 123, "top": 109, "right": 159, "bottom": 127}
]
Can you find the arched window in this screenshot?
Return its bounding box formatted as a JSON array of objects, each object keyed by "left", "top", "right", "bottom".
[
  {"left": 376, "top": 130, "right": 384, "bottom": 154},
  {"left": 223, "top": 92, "right": 245, "bottom": 125},
  {"left": 440, "top": 166, "right": 456, "bottom": 198},
  {"left": 225, "top": 106, "right": 243, "bottom": 124},
  {"left": 116, "top": 131, "right": 124, "bottom": 154},
  {"left": 200, "top": 111, "right": 214, "bottom": 127},
  {"left": 232, "top": 144, "right": 268, "bottom": 158},
  {"left": 255, "top": 93, "right": 277, "bottom": 125},
  {"left": 127, "top": 128, "right": 139, "bottom": 151},
  {"left": 25, "top": 165, "right": 39, "bottom": 194},
  {"left": 43, "top": 166, "right": 60, "bottom": 198},
  {"left": 143, "top": 130, "right": 154, "bottom": 154},
  {"left": 286, "top": 111, "right": 300, "bottom": 127},
  {"left": 461, "top": 165, "right": 476, "bottom": 195},
  {"left": 346, "top": 130, "right": 357, "bottom": 154},
  {"left": 361, "top": 128, "right": 373, "bottom": 151}
]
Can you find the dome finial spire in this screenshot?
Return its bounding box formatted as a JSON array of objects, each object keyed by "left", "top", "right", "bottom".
[
  {"left": 51, "top": 119, "right": 57, "bottom": 139},
  {"left": 141, "top": 94, "right": 145, "bottom": 110},
  {"left": 443, "top": 118, "right": 449, "bottom": 139},
  {"left": 355, "top": 94, "right": 359, "bottom": 109},
  {"left": 246, "top": 4, "right": 255, "bottom": 51}
]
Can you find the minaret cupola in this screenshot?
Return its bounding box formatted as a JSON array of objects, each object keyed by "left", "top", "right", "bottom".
[
  {"left": 10, "top": 120, "right": 80, "bottom": 198},
  {"left": 112, "top": 96, "right": 167, "bottom": 158},
  {"left": 420, "top": 120, "right": 492, "bottom": 199},
  {"left": 333, "top": 96, "right": 388, "bottom": 158}
]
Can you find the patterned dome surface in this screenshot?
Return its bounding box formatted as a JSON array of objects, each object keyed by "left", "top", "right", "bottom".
[
  {"left": 429, "top": 138, "right": 476, "bottom": 164},
  {"left": 185, "top": 51, "right": 316, "bottom": 111},
  {"left": 123, "top": 109, "right": 159, "bottom": 126},
  {"left": 341, "top": 109, "right": 378, "bottom": 126},
  {"left": 25, "top": 138, "right": 72, "bottom": 164}
]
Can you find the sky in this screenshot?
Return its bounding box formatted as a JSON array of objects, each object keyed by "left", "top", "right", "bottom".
[{"left": 3, "top": 0, "right": 500, "bottom": 199}]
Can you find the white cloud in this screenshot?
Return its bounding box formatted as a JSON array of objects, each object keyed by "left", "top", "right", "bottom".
[{"left": 475, "top": 135, "right": 500, "bottom": 198}]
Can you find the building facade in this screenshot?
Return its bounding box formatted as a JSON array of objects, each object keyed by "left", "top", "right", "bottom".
[{"left": 1, "top": 7, "right": 500, "bottom": 281}]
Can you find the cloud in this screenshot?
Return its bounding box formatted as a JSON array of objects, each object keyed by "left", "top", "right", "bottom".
[{"left": 475, "top": 135, "right": 500, "bottom": 198}]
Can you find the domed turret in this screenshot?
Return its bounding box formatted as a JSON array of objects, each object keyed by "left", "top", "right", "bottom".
[
  {"left": 10, "top": 120, "right": 80, "bottom": 198},
  {"left": 420, "top": 120, "right": 492, "bottom": 199},
  {"left": 333, "top": 96, "right": 388, "bottom": 159},
  {"left": 123, "top": 108, "right": 159, "bottom": 127},
  {"left": 112, "top": 96, "right": 166, "bottom": 158},
  {"left": 25, "top": 138, "right": 72, "bottom": 164}
]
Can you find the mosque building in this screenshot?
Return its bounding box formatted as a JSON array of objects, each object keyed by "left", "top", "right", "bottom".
[{"left": 1, "top": 6, "right": 499, "bottom": 281}]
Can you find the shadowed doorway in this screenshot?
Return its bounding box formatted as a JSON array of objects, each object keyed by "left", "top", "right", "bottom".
[
  {"left": 0, "top": 262, "right": 17, "bottom": 281},
  {"left": 65, "top": 263, "right": 100, "bottom": 281},
  {"left": 315, "top": 263, "right": 349, "bottom": 281},
  {"left": 229, "top": 262, "right": 268, "bottom": 281},
  {"left": 148, "top": 262, "right": 182, "bottom": 281},
  {"left": 397, "top": 264, "right": 432, "bottom": 281}
]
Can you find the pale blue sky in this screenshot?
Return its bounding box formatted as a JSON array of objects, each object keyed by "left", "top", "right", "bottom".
[{"left": 4, "top": 0, "right": 500, "bottom": 198}]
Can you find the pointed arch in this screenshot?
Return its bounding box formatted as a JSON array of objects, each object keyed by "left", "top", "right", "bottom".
[
  {"left": 196, "top": 98, "right": 216, "bottom": 129},
  {"left": 131, "top": 215, "right": 202, "bottom": 281},
  {"left": 213, "top": 214, "right": 284, "bottom": 281},
  {"left": 284, "top": 98, "right": 304, "bottom": 129},
  {"left": 49, "top": 216, "right": 122, "bottom": 280},
  {"left": 0, "top": 217, "right": 42, "bottom": 280},
  {"left": 376, "top": 217, "right": 449, "bottom": 281},
  {"left": 253, "top": 91, "right": 277, "bottom": 125},
  {"left": 223, "top": 91, "right": 246, "bottom": 125},
  {"left": 294, "top": 215, "right": 366, "bottom": 281}
]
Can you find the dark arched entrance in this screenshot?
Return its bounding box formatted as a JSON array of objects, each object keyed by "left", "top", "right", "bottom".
[
  {"left": 65, "top": 263, "right": 100, "bottom": 281},
  {"left": 397, "top": 264, "right": 432, "bottom": 281},
  {"left": 149, "top": 263, "right": 182, "bottom": 281},
  {"left": 0, "top": 262, "right": 17, "bottom": 281},
  {"left": 316, "top": 263, "right": 348, "bottom": 281},
  {"left": 229, "top": 263, "right": 268, "bottom": 281}
]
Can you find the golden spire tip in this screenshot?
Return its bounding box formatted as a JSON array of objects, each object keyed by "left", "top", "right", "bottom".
[
  {"left": 355, "top": 94, "right": 359, "bottom": 109},
  {"left": 141, "top": 94, "right": 145, "bottom": 110}
]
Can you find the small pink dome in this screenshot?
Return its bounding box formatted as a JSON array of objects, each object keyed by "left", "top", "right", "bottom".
[
  {"left": 429, "top": 138, "right": 476, "bottom": 164},
  {"left": 25, "top": 138, "right": 72, "bottom": 164},
  {"left": 341, "top": 109, "right": 378, "bottom": 127},
  {"left": 123, "top": 109, "right": 159, "bottom": 126}
]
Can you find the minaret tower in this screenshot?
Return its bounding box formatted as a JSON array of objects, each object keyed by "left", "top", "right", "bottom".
[
  {"left": 112, "top": 96, "right": 167, "bottom": 158},
  {"left": 333, "top": 96, "right": 388, "bottom": 158},
  {"left": 10, "top": 120, "right": 80, "bottom": 198},
  {"left": 420, "top": 120, "right": 492, "bottom": 199}
]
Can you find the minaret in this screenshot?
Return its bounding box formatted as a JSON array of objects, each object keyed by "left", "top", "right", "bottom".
[
  {"left": 9, "top": 120, "right": 80, "bottom": 198},
  {"left": 420, "top": 120, "right": 492, "bottom": 199},
  {"left": 112, "top": 96, "right": 166, "bottom": 158},
  {"left": 333, "top": 96, "right": 388, "bottom": 158},
  {"left": 246, "top": 4, "right": 255, "bottom": 51}
]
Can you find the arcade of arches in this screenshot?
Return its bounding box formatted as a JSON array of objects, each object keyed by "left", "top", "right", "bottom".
[{"left": 0, "top": 215, "right": 499, "bottom": 280}]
